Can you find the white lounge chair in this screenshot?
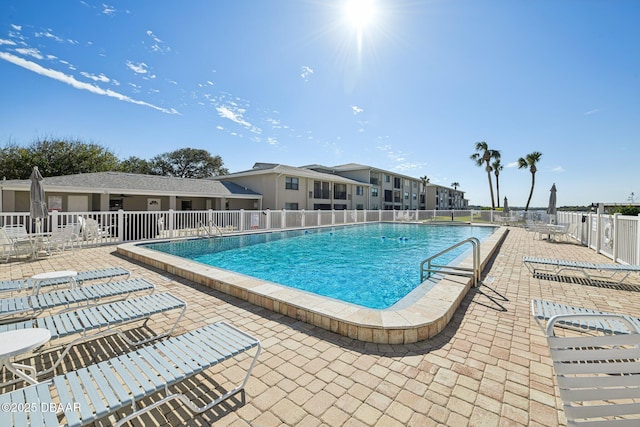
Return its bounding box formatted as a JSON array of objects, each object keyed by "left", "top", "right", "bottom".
[
  {"left": 0, "top": 278, "right": 155, "bottom": 322},
  {"left": 544, "top": 313, "right": 640, "bottom": 426},
  {"left": 47, "top": 224, "right": 80, "bottom": 254},
  {"left": 0, "top": 321, "right": 261, "bottom": 427},
  {"left": 0, "top": 292, "right": 186, "bottom": 378},
  {"left": 0, "top": 267, "right": 130, "bottom": 295},
  {"left": 523, "top": 256, "right": 640, "bottom": 286},
  {"left": 0, "top": 227, "right": 33, "bottom": 262},
  {"left": 531, "top": 299, "right": 640, "bottom": 334},
  {"left": 81, "top": 218, "right": 111, "bottom": 242}
]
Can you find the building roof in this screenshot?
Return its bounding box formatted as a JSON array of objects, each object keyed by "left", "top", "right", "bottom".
[
  {"left": 215, "top": 163, "right": 370, "bottom": 186},
  {"left": 304, "top": 163, "right": 424, "bottom": 182},
  {"left": 0, "top": 172, "right": 261, "bottom": 198}
]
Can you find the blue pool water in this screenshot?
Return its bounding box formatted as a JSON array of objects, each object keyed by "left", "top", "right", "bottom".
[{"left": 145, "top": 223, "right": 494, "bottom": 309}]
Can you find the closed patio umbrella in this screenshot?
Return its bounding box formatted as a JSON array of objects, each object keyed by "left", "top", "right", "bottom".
[
  {"left": 547, "top": 183, "right": 557, "bottom": 224},
  {"left": 503, "top": 197, "right": 509, "bottom": 215},
  {"left": 30, "top": 166, "right": 48, "bottom": 232}
]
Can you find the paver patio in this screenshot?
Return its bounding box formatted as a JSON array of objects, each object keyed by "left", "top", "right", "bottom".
[{"left": 2, "top": 226, "right": 639, "bottom": 426}]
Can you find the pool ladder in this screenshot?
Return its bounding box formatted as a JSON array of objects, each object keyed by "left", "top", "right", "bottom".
[
  {"left": 197, "top": 221, "right": 224, "bottom": 237},
  {"left": 420, "top": 237, "right": 481, "bottom": 287}
]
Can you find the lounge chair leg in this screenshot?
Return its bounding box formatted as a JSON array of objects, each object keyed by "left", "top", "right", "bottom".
[{"left": 113, "top": 344, "right": 261, "bottom": 427}]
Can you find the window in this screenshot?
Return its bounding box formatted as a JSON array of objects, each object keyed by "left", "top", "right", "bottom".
[
  {"left": 356, "top": 204, "right": 364, "bottom": 209},
  {"left": 393, "top": 177, "right": 401, "bottom": 189},
  {"left": 384, "top": 190, "right": 393, "bottom": 202},
  {"left": 413, "top": 193, "right": 417, "bottom": 200},
  {"left": 333, "top": 204, "right": 347, "bottom": 210},
  {"left": 285, "top": 202, "right": 298, "bottom": 210},
  {"left": 109, "top": 198, "right": 123, "bottom": 211},
  {"left": 334, "top": 184, "right": 347, "bottom": 200},
  {"left": 385, "top": 175, "right": 390, "bottom": 183},
  {"left": 371, "top": 188, "right": 379, "bottom": 197},
  {"left": 285, "top": 177, "right": 299, "bottom": 190},
  {"left": 313, "top": 181, "right": 330, "bottom": 199},
  {"left": 356, "top": 186, "right": 364, "bottom": 196},
  {"left": 404, "top": 192, "right": 409, "bottom": 200}
]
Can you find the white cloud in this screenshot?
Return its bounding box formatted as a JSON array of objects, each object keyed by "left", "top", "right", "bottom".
[
  {"left": 0, "top": 39, "right": 16, "bottom": 46},
  {"left": 146, "top": 30, "right": 170, "bottom": 54},
  {"left": 15, "top": 47, "right": 43, "bottom": 60},
  {"left": 126, "top": 61, "right": 149, "bottom": 74},
  {"left": 351, "top": 105, "right": 363, "bottom": 114},
  {"left": 146, "top": 30, "right": 162, "bottom": 43},
  {"left": 506, "top": 161, "right": 519, "bottom": 168},
  {"left": 80, "top": 71, "right": 110, "bottom": 83},
  {"left": 552, "top": 166, "right": 565, "bottom": 173},
  {"left": 584, "top": 108, "right": 602, "bottom": 115},
  {"left": 267, "top": 137, "right": 278, "bottom": 145},
  {"left": 0, "top": 52, "right": 179, "bottom": 115},
  {"left": 300, "top": 65, "right": 314, "bottom": 82},
  {"left": 102, "top": 4, "right": 116, "bottom": 15},
  {"left": 35, "top": 30, "right": 64, "bottom": 43},
  {"left": 10, "top": 24, "right": 21, "bottom": 31},
  {"left": 216, "top": 105, "right": 252, "bottom": 128}
]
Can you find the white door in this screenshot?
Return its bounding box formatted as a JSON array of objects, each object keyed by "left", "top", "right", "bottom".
[{"left": 67, "top": 195, "right": 89, "bottom": 212}]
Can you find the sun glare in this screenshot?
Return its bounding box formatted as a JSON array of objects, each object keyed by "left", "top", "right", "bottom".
[{"left": 344, "top": 0, "right": 377, "bottom": 30}]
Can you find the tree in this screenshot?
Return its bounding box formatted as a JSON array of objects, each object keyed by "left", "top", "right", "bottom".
[
  {"left": 517, "top": 151, "right": 542, "bottom": 211},
  {"left": 451, "top": 182, "right": 460, "bottom": 190},
  {"left": 470, "top": 141, "right": 501, "bottom": 209},
  {"left": 149, "top": 148, "right": 228, "bottom": 178},
  {"left": 420, "top": 175, "right": 430, "bottom": 208},
  {"left": 491, "top": 159, "right": 503, "bottom": 209},
  {"left": 0, "top": 138, "right": 119, "bottom": 179},
  {"left": 119, "top": 156, "right": 153, "bottom": 175}
]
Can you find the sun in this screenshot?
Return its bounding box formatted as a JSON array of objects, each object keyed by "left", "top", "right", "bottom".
[{"left": 344, "top": 0, "right": 377, "bottom": 30}]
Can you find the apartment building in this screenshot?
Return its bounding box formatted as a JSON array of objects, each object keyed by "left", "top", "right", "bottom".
[
  {"left": 304, "top": 163, "right": 424, "bottom": 210},
  {"left": 212, "top": 163, "right": 370, "bottom": 210},
  {"left": 424, "top": 184, "right": 468, "bottom": 210}
]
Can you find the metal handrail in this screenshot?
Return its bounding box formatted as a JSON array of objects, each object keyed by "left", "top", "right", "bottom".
[
  {"left": 197, "top": 221, "right": 223, "bottom": 237},
  {"left": 420, "top": 237, "right": 481, "bottom": 287}
]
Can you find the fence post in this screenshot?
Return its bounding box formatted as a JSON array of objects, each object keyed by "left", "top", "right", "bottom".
[
  {"left": 239, "top": 209, "right": 245, "bottom": 232},
  {"left": 168, "top": 209, "right": 174, "bottom": 238},
  {"left": 612, "top": 213, "right": 620, "bottom": 261},
  {"left": 300, "top": 210, "right": 305, "bottom": 228},
  {"left": 332, "top": 209, "right": 335, "bottom": 225},
  {"left": 51, "top": 210, "right": 59, "bottom": 230},
  {"left": 637, "top": 214, "right": 640, "bottom": 265},
  {"left": 117, "top": 210, "right": 124, "bottom": 242},
  {"left": 281, "top": 210, "right": 286, "bottom": 229},
  {"left": 595, "top": 204, "right": 604, "bottom": 254}
]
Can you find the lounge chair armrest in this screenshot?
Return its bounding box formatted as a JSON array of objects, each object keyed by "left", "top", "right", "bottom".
[{"left": 546, "top": 313, "right": 640, "bottom": 337}]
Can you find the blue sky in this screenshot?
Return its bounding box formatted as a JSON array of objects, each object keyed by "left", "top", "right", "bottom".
[{"left": 1, "top": 1, "right": 638, "bottom": 208}]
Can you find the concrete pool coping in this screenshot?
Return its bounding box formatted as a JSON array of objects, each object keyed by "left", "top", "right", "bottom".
[{"left": 117, "top": 224, "right": 509, "bottom": 344}]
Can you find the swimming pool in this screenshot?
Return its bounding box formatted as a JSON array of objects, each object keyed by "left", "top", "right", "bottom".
[{"left": 144, "top": 223, "right": 494, "bottom": 309}]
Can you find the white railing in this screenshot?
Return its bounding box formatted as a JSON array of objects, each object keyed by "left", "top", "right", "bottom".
[
  {"left": 1, "top": 209, "right": 494, "bottom": 246},
  {"left": 5, "top": 207, "right": 635, "bottom": 266},
  {"left": 557, "top": 211, "right": 640, "bottom": 266}
]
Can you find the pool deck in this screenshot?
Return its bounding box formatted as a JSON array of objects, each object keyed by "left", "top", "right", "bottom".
[
  {"left": 117, "top": 225, "right": 509, "bottom": 344},
  {"left": 2, "top": 226, "right": 640, "bottom": 426}
]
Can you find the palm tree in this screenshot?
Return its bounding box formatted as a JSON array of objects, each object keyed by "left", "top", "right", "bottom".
[
  {"left": 451, "top": 182, "right": 460, "bottom": 190},
  {"left": 470, "top": 142, "right": 501, "bottom": 209},
  {"left": 420, "top": 175, "right": 430, "bottom": 208},
  {"left": 517, "top": 151, "right": 543, "bottom": 211},
  {"left": 491, "top": 159, "right": 503, "bottom": 209}
]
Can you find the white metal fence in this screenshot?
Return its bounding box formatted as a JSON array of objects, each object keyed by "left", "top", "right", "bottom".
[
  {"left": 557, "top": 211, "right": 640, "bottom": 266},
  {"left": 3, "top": 208, "right": 637, "bottom": 266},
  {"left": 1, "top": 209, "right": 486, "bottom": 247}
]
